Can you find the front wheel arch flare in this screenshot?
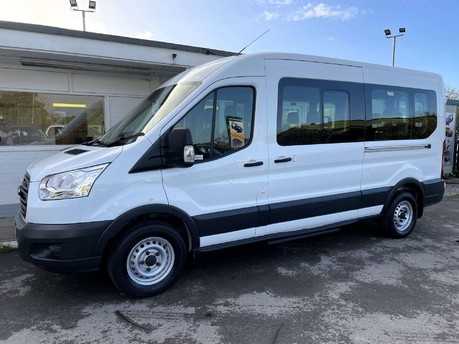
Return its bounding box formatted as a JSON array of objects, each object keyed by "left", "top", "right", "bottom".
[{"left": 93, "top": 204, "right": 200, "bottom": 257}]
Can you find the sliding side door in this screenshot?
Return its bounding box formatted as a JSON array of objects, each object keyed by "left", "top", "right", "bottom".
[{"left": 264, "top": 60, "right": 366, "bottom": 236}]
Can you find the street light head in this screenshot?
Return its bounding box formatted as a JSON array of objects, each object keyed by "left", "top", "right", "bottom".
[
  {"left": 89, "top": 1, "right": 96, "bottom": 10},
  {"left": 69, "top": 0, "right": 78, "bottom": 7},
  {"left": 384, "top": 27, "right": 405, "bottom": 66}
]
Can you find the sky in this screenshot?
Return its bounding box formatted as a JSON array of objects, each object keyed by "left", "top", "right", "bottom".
[{"left": 0, "top": 0, "right": 458, "bottom": 88}]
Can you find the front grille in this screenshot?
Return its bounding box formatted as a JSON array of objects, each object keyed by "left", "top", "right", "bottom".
[{"left": 19, "top": 173, "right": 30, "bottom": 219}]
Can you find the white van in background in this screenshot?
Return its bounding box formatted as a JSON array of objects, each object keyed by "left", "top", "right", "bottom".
[{"left": 16, "top": 53, "right": 445, "bottom": 297}]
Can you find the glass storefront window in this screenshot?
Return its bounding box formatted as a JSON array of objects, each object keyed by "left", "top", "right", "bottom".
[{"left": 0, "top": 91, "right": 104, "bottom": 146}]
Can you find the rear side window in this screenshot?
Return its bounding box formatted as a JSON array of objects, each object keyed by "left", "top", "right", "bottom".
[
  {"left": 172, "top": 86, "right": 255, "bottom": 161},
  {"left": 368, "top": 88, "right": 410, "bottom": 140},
  {"left": 366, "top": 85, "right": 437, "bottom": 140},
  {"left": 412, "top": 91, "right": 438, "bottom": 139}
]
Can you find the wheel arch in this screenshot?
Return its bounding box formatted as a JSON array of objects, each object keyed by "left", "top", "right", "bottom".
[
  {"left": 93, "top": 204, "right": 200, "bottom": 257},
  {"left": 381, "top": 178, "right": 425, "bottom": 218}
]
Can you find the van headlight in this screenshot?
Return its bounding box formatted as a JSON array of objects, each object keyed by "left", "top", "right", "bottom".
[{"left": 39, "top": 164, "right": 108, "bottom": 200}]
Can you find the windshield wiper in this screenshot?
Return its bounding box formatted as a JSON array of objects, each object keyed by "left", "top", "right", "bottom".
[
  {"left": 82, "top": 137, "right": 105, "bottom": 146},
  {"left": 106, "top": 132, "right": 145, "bottom": 147}
]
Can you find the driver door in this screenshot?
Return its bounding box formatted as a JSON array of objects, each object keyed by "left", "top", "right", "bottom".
[{"left": 161, "top": 81, "right": 269, "bottom": 248}]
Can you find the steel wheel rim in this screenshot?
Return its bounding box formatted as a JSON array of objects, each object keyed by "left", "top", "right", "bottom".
[
  {"left": 127, "top": 237, "right": 175, "bottom": 286},
  {"left": 393, "top": 200, "right": 413, "bottom": 232}
]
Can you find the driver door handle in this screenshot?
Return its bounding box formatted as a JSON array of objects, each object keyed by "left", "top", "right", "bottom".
[{"left": 244, "top": 161, "right": 264, "bottom": 168}]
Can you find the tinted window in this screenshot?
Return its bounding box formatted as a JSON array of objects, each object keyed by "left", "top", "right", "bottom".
[
  {"left": 324, "top": 90, "right": 350, "bottom": 134},
  {"left": 412, "top": 91, "right": 437, "bottom": 139},
  {"left": 368, "top": 88, "right": 410, "bottom": 140},
  {"left": 366, "top": 85, "right": 437, "bottom": 140},
  {"left": 277, "top": 78, "right": 363, "bottom": 145}
]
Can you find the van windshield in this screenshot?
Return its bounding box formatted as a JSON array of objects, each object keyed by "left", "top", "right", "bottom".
[{"left": 93, "top": 82, "right": 199, "bottom": 147}]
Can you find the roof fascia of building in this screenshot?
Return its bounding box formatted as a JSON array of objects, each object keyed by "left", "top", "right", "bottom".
[
  {"left": 0, "top": 21, "right": 236, "bottom": 76},
  {"left": 0, "top": 21, "right": 234, "bottom": 57}
]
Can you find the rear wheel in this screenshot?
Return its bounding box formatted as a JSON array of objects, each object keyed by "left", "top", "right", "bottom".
[
  {"left": 107, "top": 221, "right": 186, "bottom": 297},
  {"left": 381, "top": 192, "right": 417, "bottom": 238}
]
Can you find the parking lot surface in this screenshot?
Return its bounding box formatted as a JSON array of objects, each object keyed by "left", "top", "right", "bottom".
[{"left": 0, "top": 198, "right": 458, "bottom": 344}]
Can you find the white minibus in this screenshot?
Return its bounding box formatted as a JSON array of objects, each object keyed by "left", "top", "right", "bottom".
[{"left": 16, "top": 53, "right": 445, "bottom": 297}]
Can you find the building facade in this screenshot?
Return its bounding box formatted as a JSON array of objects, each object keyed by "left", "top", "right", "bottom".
[{"left": 0, "top": 21, "right": 232, "bottom": 216}]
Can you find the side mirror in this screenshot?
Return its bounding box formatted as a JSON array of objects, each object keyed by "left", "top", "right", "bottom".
[{"left": 167, "top": 128, "right": 194, "bottom": 167}]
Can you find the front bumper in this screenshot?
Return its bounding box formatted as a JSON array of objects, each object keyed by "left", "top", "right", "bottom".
[{"left": 15, "top": 212, "right": 111, "bottom": 273}]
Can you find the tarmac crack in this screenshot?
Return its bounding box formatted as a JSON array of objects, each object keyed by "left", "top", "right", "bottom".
[{"left": 115, "top": 310, "right": 151, "bottom": 333}]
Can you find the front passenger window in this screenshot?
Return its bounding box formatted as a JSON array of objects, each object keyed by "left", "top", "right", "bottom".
[{"left": 172, "top": 86, "right": 255, "bottom": 161}]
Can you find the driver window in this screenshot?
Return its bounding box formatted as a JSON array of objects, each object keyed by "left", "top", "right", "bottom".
[{"left": 172, "top": 86, "right": 255, "bottom": 161}]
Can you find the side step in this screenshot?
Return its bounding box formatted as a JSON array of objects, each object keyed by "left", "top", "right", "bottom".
[{"left": 267, "top": 228, "right": 340, "bottom": 246}]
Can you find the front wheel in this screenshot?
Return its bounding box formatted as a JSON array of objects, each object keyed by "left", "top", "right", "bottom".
[
  {"left": 381, "top": 192, "right": 418, "bottom": 238},
  {"left": 107, "top": 221, "right": 186, "bottom": 297}
]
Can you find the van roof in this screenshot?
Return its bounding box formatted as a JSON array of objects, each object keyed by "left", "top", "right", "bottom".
[{"left": 163, "top": 52, "right": 442, "bottom": 88}]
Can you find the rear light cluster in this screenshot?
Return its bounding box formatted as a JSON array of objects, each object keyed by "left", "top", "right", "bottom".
[{"left": 441, "top": 139, "right": 446, "bottom": 179}]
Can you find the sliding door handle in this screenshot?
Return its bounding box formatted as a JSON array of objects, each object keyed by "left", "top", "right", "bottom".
[{"left": 274, "top": 157, "right": 292, "bottom": 163}]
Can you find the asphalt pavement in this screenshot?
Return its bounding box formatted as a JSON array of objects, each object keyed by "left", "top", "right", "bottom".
[{"left": 0, "top": 193, "right": 458, "bottom": 343}]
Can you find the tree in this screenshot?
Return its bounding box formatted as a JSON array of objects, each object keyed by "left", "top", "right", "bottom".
[{"left": 445, "top": 85, "right": 459, "bottom": 100}]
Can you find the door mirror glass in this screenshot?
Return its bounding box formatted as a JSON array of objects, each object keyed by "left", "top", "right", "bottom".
[{"left": 184, "top": 145, "right": 195, "bottom": 164}]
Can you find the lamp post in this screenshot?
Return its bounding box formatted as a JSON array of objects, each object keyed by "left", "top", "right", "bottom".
[
  {"left": 384, "top": 28, "right": 406, "bottom": 66},
  {"left": 69, "top": 0, "right": 96, "bottom": 32}
]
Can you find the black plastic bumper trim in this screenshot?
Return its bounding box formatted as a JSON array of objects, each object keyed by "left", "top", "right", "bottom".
[
  {"left": 422, "top": 178, "right": 444, "bottom": 206},
  {"left": 15, "top": 212, "right": 110, "bottom": 273}
]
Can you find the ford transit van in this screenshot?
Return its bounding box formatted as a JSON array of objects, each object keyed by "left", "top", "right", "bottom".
[{"left": 16, "top": 53, "right": 445, "bottom": 297}]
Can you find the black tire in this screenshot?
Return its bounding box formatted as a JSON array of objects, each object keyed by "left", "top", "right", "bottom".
[
  {"left": 107, "top": 221, "right": 186, "bottom": 298},
  {"left": 381, "top": 192, "right": 417, "bottom": 238}
]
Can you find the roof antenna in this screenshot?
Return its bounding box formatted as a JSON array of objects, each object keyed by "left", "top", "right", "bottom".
[{"left": 236, "top": 29, "right": 270, "bottom": 56}]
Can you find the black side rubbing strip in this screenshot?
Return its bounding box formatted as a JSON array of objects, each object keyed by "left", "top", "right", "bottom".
[
  {"left": 268, "top": 191, "right": 361, "bottom": 225},
  {"left": 193, "top": 206, "right": 259, "bottom": 237},
  {"left": 194, "top": 191, "right": 365, "bottom": 237}
]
